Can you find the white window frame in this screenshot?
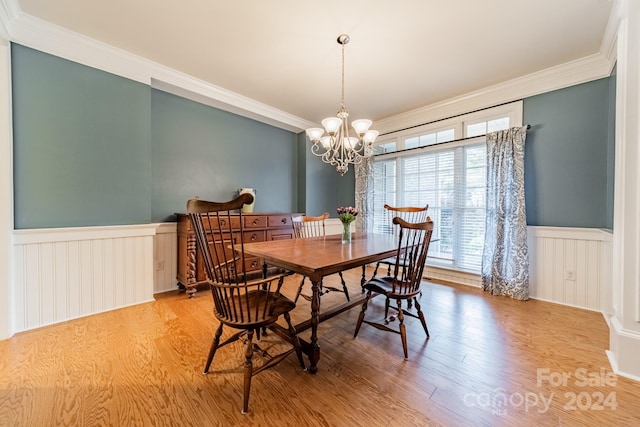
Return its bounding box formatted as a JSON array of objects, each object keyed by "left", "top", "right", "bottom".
[{"left": 370, "top": 101, "right": 523, "bottom": 274}]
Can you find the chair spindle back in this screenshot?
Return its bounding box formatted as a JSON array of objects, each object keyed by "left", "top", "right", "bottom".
[
  {"left": 187, "top": 194, "right": 282, "bottom": 326},
  {"left": 384, "top": 204, "right": 429, "bottom": 235},
  {"left": 390, "top": 217, "right": 434, "bottom": 297},
  {"left": 292, "top": 213, "right": 330, "bottom": 238}
]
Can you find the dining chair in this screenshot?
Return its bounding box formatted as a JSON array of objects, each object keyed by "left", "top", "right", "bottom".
[
  {"left": 291, "top": 213, "right": 350, "bottom": 303},
  {"left": 370, "top": 204, "right": 429, "bottom": 278},
  {"left": 187, "top": 194, "right": 306, "bottom": 414},
  {"left": 354, "top": 216, "right": 434, "bottom": 359}
]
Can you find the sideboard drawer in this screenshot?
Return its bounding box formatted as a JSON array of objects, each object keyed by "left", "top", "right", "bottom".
[
  {"left": 244, "top": 215, "right": 268, "bottom": 229},
  {"left": 267, "top": 229, "right": 295, "bottom": 240},
  {"left": 244, "top": 230, "right": 266, "bottom": 243},
  {"left": 268, "top": 214, "right": 291, "bottom": 228}
]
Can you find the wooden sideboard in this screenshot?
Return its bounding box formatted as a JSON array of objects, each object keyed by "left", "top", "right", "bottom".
[{"left": 176, "top": 212, "right": 302, "bottom": 293}]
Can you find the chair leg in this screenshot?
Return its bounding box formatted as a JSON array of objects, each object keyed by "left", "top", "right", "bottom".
[
  {"left": 337, "top": 272, "right": 350, "bottom": 301},
  {"left": 204, "top": 323, "right": 224, "bottom": 374},
  {"left": 397, "top": 299, "right": 408, "bottom": 359},
  {"left": 294, "top": 276, "right": 306, "bottom": 303},
  {"left": 284, "top": 311, "right": 306, "bottom": 371},
  {"left": 414, "top": 297, "right": 430, "bottom": 338},
  {"left": 241, "top": 329, "right": 255, "bottom": 414},
  {"left": 384, "top": 297, "right": 391, "bottom": 322},
  {"left": 354, "top": 291, "right": 372, "bottom": 337}
]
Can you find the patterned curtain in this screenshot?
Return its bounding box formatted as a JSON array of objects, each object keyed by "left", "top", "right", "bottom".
[
  {"left": 355, "top": 146, "right": 374, "bottom": 233},
  {"left": 481, "top": 126, "right": 529, "bottom": 300}
]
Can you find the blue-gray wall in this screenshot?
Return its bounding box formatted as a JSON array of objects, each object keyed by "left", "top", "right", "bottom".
[
  {"left": 11, "top": 44, "right": 303, "bottom": 228},
  {"left": 151, "top": 89, "right": 298, "bottom": 222},
  {"left": 300, "top": 132, "right": 356, "bottom": 216},
  {"left": 12, "top": 44, "right": 151, "bottom": 228},
  {"left": 11, "top": 44, "right": 614, "bottom": 230},
  {"left": 523, "top": 77, "right": 614, "bottom": 228}
]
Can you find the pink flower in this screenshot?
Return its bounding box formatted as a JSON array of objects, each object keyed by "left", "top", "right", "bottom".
[{"left": 337, "top": 206, "right": 358, "bottom": 224}]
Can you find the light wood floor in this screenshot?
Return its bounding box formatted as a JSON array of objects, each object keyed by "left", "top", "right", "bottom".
[{"left": 1, "top": 268, "right": 639, "bottom": 426}]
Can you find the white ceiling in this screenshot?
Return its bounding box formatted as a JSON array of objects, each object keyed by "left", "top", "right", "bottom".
[{"left": 13, "top": 0, "right": 614, "bottom": 128}]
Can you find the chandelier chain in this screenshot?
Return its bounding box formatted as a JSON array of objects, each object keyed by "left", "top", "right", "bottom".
[{"left": 341, "top": 42, "right": 345, "bottom": 107}]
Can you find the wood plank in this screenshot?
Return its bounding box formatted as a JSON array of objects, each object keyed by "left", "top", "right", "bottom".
[{"left": 0, "top": 269, "right": 638, "bottom": 425}]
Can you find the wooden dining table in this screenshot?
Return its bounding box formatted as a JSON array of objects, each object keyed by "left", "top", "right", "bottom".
[{"left": 243, "top": 232, "right": 398, "bottom": 374}]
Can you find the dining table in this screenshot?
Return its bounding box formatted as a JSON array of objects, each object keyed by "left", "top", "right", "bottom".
[{"left": 243, "top": 232, "right": 398, "bottom": 374}]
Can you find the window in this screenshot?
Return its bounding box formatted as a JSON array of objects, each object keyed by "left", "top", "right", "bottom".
[{"left": 370, "top": 102, "right": 522, "bottom": 273}]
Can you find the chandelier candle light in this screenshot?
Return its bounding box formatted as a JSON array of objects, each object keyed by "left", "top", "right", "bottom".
[
  {"left": 337, "top": 206, "right": 358, "bottom": 244},
  {"left": 306, "top": 34, "right": 379, "bottom": 175}
]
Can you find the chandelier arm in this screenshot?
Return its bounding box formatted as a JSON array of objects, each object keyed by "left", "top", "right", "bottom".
[{"left": 305, "top": 34, "right": 377, "bottom": 175}]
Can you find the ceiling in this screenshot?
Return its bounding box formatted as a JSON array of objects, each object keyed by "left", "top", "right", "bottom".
[{"left": 12, "top": 0, "right": 614, "bottom": 129}]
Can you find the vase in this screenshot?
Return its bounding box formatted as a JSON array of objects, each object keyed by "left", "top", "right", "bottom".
[
  {"left": 238, "top": 188, "right": 256, "bottom": 213},
  {"left": 341, "top": 221, "right": 352, "bottom": 244}
]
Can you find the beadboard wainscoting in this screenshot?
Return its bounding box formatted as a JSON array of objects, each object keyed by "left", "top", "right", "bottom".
[
  {"left": 12, "top": 223, "right": 612, "bottom": 334},
  {"left": 13, "top": 224, "right": 156, "bottom": 333},
  {"left": 527, "top": 226, "right": 613, "bottom": 312},
  {"left": 325, "top": 218, "right": 349, "bottom": 236},
  {"left": 153, "top": 222, "right": 178, "bottom": 294},
  {"left": 425, "top": 227, "right": 613, "bottom": 313}
]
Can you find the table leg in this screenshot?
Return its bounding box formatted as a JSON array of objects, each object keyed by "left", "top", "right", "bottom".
[{"left": 309, "top": 278, "right": 321, "bottom": 373}]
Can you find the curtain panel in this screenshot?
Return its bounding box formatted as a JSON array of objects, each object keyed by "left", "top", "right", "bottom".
[
  {"left": 355, "top": 150, "right": 374, "bottom": 233},
  {"left": 481, "top": 126, "right": 529, "bottom": 300}
]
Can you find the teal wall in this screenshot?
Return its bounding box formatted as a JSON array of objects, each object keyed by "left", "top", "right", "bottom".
[
  {"left": 11, "top": 44, "right": 304, "bottom": 228},
  {"left": 523, "top": 77, "right": 613, "bottom": 228},
  {"left": 12, "top": 44, "right": 151, "bottom": 228},
  {"left": 151, "top": 89, "right": 298, "bottom": 222},
  {"left": 303, "top": 133, "right": 356, "bottom": 216},
  {"left": 11, "top": 44, "right": 614, "bottom": 230}
]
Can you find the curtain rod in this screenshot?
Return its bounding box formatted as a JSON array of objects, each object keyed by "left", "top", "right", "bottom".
[
  {"left": 372, "top": 124, "right": 530, "bottom": 158},
  {"left": 379, "top": 99, "right": 524, "bottom": 137}
]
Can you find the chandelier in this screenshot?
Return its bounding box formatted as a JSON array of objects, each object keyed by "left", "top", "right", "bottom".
[{"left": 305, "top": 34, "right": 379, "bottom": 175}]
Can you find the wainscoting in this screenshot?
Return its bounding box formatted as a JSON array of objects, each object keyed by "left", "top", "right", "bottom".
[
  {"left": 10, "top": 223, "right": 613, "bottom": 334},
  {"left": 153, "top": 222, "right": 178, "bottom": 294},
  {"left": 13, "top": 224, "right": 156, "bottom": 333},
  {"left": 528, "top": 226, "right": 612, "bottom": 312}
]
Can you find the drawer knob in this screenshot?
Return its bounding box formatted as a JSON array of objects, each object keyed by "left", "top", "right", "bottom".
[
  {"left": 220, "top": 220, "right": 226, "bottom": 226},
  {"left": 251, "top": 261, "right": 258, "bottom": 268},
  {"left": 253, "top": 219, "right": 259, "bottom": 225},
  {"left": 281, "top": 218, "right": 287, "bottom": 224},
  {"left": 251, "top": 233, "right": 257, "bottom": 241}
]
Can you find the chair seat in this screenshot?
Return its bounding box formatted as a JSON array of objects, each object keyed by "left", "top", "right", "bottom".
[
  {"left": 214, "top": 289, "right": 296, "bottom": 328},
  {"left": 363, "top": 276, "right": 416, "bottom": 299}
]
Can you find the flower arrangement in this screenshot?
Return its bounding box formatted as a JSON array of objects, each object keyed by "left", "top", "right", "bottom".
[
  {"left": 337, "top": 206, "right": 358, "bottom": 224},
  {"left": 337, "top": 206, "right": 358, "bottom": 243}
]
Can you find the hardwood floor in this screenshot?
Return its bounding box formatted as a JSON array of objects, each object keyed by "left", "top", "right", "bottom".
[{"left": 1, "top": 268, "right": 639, "bottom": 426}]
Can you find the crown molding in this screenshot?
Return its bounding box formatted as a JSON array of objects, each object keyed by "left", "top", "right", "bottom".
[
  {"left": 601, "top": 0, "right": 625, "bottom": 72},
  {"left": 150, "top": 78, "right": 315, "bottom": 133},
  {"left": 374, "top": 0, "right": 623, "bottom": 134},
  {"left": 375, "top": 53, "right": 614, "bottom": 134},
  {"left": 0, "top": 0, "right": 16, "bottom": 39},
  {"left": 0, "top": 0, "right": 313, "bottom": 133},
  {"left": 0, "top": 0, "right": 621, "bottom": 135}
]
